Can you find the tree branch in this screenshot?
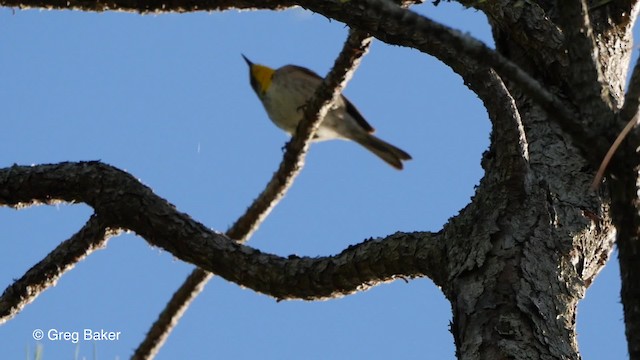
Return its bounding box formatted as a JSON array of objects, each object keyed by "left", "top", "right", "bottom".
[
  {"left": 1, "top": 0, "right": 284, "bottom": 11},
  {"left": 557, "top": 0, "right": 614, "bottom": 132},
  {"left": 0, "top": 162, "right": 447, "bottom": 300},
  {"left": 619, "top": 55, "right": 640, "bottom": 129},
  {"left": 466, "top": 69, "right": 530, "bottom": 187},
  {"left": 609, "top": 133, "right": 640, "bottom": 358},
  {"left": 227, "top": 29, "right": 372, "bottom": 242},
  {"left": 132, "top": 30, "right": 373, "bottom": 359},
  {"left": 608, "top": 51, "right": 640, "bottom": 358},
  {"left": 457, "top": 0, "right": 566, "bottom": 72},
  {"left": 592, "top": 46, "right": 640, "bottom": 188},
  {"left": 434, "top": 33, "right": 532, "bottom": 186},
  {"left": 133, "top": 269, "right": 212, "bottom": 360},
  {"left": 0, "top": 0, "right": 589, "bottom": 152},
  {"left": 0, "top": 214, "right": 118, "bottom": 324},
  {"left": 325, "top": 0, "right": 594, "bottom": 158}
]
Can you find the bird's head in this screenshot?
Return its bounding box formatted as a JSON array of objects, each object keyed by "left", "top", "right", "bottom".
[{"left": 242, "top": 54, "right": 275, "bottom": 97}]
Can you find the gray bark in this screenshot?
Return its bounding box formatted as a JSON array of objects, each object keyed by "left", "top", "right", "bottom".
[{"left": 1, "top": 0, "right": 639, "bottom": 359}]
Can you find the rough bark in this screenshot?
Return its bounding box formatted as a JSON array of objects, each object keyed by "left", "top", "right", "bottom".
[
  {"left": 1, "top": 0, "right": 639, "bottom": 359},
  {"left": 0, "top": 162, "right": 447, "bottom": 302},
  {"left": 132, "top": 30, "right": 374, "bottom": 359}
]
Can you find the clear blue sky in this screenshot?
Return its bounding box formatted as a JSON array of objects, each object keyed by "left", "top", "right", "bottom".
[{"left": 0, "top": 3, "right": 628, "bottom": 359}]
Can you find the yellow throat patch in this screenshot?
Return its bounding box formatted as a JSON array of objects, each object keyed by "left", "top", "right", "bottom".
[{"left": 251, "top": 64, "right": 275, "bottom": 94}]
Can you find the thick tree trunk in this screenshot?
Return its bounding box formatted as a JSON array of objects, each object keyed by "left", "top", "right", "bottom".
[
  {"left": 444, "top": 97, "right": 615, "bottom": 359},
  {"left": 440, "top": 4, "right": 632, "bottom": 358},
  {"left": 1, "top": 1, "right": 638, "bottom": 359}
]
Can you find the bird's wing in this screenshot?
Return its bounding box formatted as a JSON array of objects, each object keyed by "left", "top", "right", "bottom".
[
  {"left": 344, "top": 96, "right": 375, "bottom": 134},
  {"left": 282, "top": 65, "right": 322, "bottom": 80},
  {"left": 285, "top": 65, "right": 375, "bottom": 134}
]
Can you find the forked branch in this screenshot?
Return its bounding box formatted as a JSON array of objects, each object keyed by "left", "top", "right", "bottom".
[
  {"left": 132, "top": 29, "right": 373, "bottom": 359},
  {"left": 0, "top": 162, "right": 447, "bottom": 300},
  {"left": 0, "top": 214, "right": 119, "bottom": 324}
]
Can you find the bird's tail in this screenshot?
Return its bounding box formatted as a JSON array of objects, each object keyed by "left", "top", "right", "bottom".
[{"left": 355, "top": 134, "right": 412, "bottom": 170}]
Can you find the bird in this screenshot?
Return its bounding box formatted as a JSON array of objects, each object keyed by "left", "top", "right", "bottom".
[{"left": 242, "top": 55, "right": 412, "bottom": 170}]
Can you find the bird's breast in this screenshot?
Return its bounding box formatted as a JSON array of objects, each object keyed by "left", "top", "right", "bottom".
[
  {"left": 261, "top": 72, "right": 355, "bottom": 141},
  {"left": 262, "top": 79, "right": 314, "bottom": 135}
]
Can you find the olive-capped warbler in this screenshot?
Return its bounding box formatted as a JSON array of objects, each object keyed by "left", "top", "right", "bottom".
[{"left": 242, "top": 55, "right": 412, "bottom": 170}]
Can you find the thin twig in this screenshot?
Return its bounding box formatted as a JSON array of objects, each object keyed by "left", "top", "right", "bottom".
[
  {"left": 131, "top": 29, "right": 373, "bottom": 360},
  {"left": 591, "top": 112, "right": 639, "bottom": 189},
  {"left": 591, "top": 52, "right": 640, "bottom": 188}
]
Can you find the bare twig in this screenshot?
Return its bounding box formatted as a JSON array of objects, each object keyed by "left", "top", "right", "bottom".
[
  {"left": 608, "top": 34, "right": 640, "bottom": 356},
  {"left": 131, "top": 30, "right": 373, "bottom": 359},
  {"left": 591, "top": 53, "right": 640, "bottom": 188},
  {"left": 130, "top": 269, "right": 212, "bottom": 360},
  {"left": 591, "top": 112, "right": 639, "bottom": 189},
  {"left": 0, "top": 214, "right": 118, "bottom": 324},
  {"left": 226, "top": 30, "right": 373, "bottom": 241}
]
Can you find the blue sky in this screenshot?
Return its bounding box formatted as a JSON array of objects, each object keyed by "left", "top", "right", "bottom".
[{"left": 0, "top": 3, "right": 627, "bottom": 359}]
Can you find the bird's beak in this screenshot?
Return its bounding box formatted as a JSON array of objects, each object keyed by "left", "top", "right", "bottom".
[{"left": 241, "top": 54, "right": 253, "bottom": 67}]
